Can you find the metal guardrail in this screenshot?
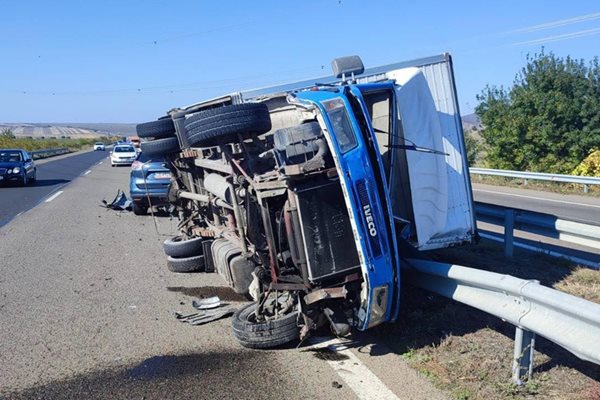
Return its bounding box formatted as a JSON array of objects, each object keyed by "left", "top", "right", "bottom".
[
  {"left": 405, "top": 258, "right": 600, "bottom": 383},
  {"left": 475, "top": 202, "right": 600, "bottom": 255},
  {"left": 470, "top": 167, "right": 600, "bottom": 193},
  {"left": 29, "top": 148, "right": 70, "bottom": 159}
]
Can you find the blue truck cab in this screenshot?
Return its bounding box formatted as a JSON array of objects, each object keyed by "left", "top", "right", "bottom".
[{"left": 145, "top": 54, "right": 476, "bottom": 347}]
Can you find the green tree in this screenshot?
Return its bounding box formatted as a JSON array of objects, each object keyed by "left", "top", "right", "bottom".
[
  {"left": 464, "top": 130, "right": 482, "bottom": 167},
  {"left": 475, "top": 50, "right": 600, "bottom": 173},
  {"left": 1, "top": 128, "right": 16, "bottom": 139}
]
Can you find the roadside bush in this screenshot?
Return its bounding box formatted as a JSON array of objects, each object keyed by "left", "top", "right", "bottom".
[
  {"left": 0, "top": 136, "right": 99, "bottom": 152},
  {"left": 572, "top": 149, "right": 600, "bottom": 177}
]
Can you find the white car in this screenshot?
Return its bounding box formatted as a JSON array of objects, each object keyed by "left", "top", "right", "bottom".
[
  {"left": 110, "top": 145, "right": 138, "bottom": 167},
  {"left": 93, "top": 142, "right": 105, "bottom": 151}
]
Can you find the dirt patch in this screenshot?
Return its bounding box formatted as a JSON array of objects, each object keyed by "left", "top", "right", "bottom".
[{"left": 376, "top": 240, "right": 600, "bottom": 400}]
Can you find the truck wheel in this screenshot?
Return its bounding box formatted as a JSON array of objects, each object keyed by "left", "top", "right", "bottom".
[
  {"left": 140, "top": 137, "right": 180, "bottom": 156},
  {"left": 136, "top": 118, "right": 176, "bottom": 139},
  {"left": 132, "top": 202, "right": 147, "bottom": 215},
  {"left": 232, "top": 303, "right": 299, "bottom": 349},
  {"left": 184, "top": 103, "right": 271, "bottom": 147},
  {"left": 163, "top": 235, "right": 204, "bottom": 258},
  {"left": 167, "top": 254, "right": 205, "bottom": 273}
]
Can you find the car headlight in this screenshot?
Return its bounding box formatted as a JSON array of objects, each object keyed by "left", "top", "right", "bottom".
[{"left": 12, "top": 167, "right": 21, "bottom": 174}]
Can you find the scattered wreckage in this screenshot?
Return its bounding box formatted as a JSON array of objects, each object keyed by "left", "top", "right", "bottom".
[{"left": 136, "top": 54, "right": 477, "bottom": 348}]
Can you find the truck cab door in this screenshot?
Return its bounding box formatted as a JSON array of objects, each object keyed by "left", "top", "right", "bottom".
[{"left": 357, "top": 66, "right": 476, "bottom": 251}]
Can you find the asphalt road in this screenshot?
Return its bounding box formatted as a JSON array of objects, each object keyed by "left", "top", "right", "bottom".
[
  {"left": 0, "top": 150, "right": 110, "bottom": 228},
  {"left": 472, "top": 183, "right": 600, "bottom": 225},
  {"left": 472, "top": 183, "right": 600, "bottom": 265},
  {"left": 0, "top": 156, "right": 445, "bottom": 400}
]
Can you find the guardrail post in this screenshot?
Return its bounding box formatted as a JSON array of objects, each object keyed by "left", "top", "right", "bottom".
[
  {"left": 584, "top": 184, "right": 589, "bottom": 194},
  {"left": 512, "top": 326, "right": 535, "bottom": 384},
  {"left": 504, "top": 209, "right": 515, "bottom": 258},
  {"left": 523, "top": 178, "right": 528, "bottom": 186}
]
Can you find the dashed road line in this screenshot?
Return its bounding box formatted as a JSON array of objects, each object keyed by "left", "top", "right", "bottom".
[
  {"left": 45, "top": 191, "right": 64, "bottom": 203},
  {"left": 83, "top": 170, "right": 91, "bottom": 176},
  {"left": 309, "top": 337, "right": 399, "bottom": 400}
]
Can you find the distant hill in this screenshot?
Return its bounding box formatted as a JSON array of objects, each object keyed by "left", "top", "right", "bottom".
[
  {"left": 0, "top": 122, "right": 138, "bottom": 138},
  {"left": 461, "top": 113, "right": 482, "bottom": 131},
  {"left": 51, "top": 123, "right": 138, "bottom": 136}
]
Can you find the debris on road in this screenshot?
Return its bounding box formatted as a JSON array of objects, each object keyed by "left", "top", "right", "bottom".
[
  {"left": 101, "top": 189, "right": 131, "bottom": 211},
  {"left": 175, "top": 295, "right": 236, "bottom": 325},
  {"left": 174, "top": 307, "right": 236, "bottom": 325},
  {"left": 192, "top": 296, "right": 222, "bottom": 310}
]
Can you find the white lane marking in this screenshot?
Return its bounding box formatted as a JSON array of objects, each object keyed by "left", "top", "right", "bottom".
[
  {"left": 309, "top": 337, "right": 399, "bottom": 400},
  {"left": 83, "top": 170, "right": 91, "bottom": 176},
  {"left": 99, "top": 161, "right": 103, "bottom": 165},
  {"left": 474, "top": 189, "right": 600, "bottom": 209},
  {"left": 45, "top": 190, "right": 64, "bottom": 203}
]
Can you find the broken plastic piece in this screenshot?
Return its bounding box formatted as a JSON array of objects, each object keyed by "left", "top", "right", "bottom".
[
  {"left": 192, "top": 296, "right": 221, "bottom": 310},
  {"left": 101, "top": 189, "right": 132, "bottom": 211}
]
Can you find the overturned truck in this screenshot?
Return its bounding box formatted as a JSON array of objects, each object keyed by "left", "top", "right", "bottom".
[{"left": 136, "top": 54, "right": 477, "bottom": 348}]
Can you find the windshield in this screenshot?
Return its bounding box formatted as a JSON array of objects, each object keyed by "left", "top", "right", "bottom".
[
  {"left": 0, "top": 151, "right": 22, "bottom": 162},
  {"left": 95, "top": 142, "right": 103, "bottom": 145},
  {"left": 114, "top": 146, "right": 134, "bottom": 153},
  {"left": 137, "top": 152, "right": 164, "bottom": 163}
]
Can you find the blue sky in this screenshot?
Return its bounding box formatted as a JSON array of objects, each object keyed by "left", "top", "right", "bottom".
[{"left": 0, "top": 1, "right": 598, "bottom": 123}]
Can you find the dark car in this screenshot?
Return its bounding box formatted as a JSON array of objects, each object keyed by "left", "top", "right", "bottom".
[
  {"left": 0, "top": 149, "right": 36, "bottom": 186},
  {"left": 129, "top": 152, "right": 171, "bottom": 215}
]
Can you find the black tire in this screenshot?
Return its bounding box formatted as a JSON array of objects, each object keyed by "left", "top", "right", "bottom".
[
  {"left": 30, "top": 169, "right": 36, "bottom": 182},
  {"left": 163, "top": 235, "right": 204, "bottom": 258},
  {"left": 132, "top": 202, "right": 147, "bottom": 215},
  {"left": 167, "top": 254, "right": 205, "bottom": 273},
  {"left": 232, "top": 303, "right": 299, "bottom": 349},
  {"left": 136, "top": 118, "right": 176, "bottom": 139},
  {"left": 140, "top": 137, "right": 180, "bottom": 156},
  {"left": 21, "top": 174, "right": 28, "bottom": 187},
  {"left": 184, "top": 103, "right": 271, "bottom": 147}
]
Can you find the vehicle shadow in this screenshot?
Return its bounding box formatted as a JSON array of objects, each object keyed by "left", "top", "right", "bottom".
[
  {"left": 30, "top": 179, "right": 71, "bottom": 187},
  {"left": 0, "top": 179, "right": 70, "bottom": 188},
  {"left": 1, "top": 350, "right": 286, "bottom": 399}
]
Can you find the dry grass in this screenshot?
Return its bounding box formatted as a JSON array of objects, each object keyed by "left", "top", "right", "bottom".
[
  {"left": 554, "top": 267, "right": 600, "bottom": 303},
  {"left": 375, "top": 240, "right": 600, "bottom": 399}
]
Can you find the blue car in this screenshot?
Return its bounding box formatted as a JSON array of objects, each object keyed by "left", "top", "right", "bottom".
[
  {"left": 0, "top": 149, "right": 37, "bottom": 186},
  {"left": 129, "top": 152, "right": 171, "bottom": 215}
]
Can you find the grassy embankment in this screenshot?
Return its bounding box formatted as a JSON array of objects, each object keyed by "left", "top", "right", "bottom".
[{"left": 375, "top": 242, "right": 600, "bottom": 400}]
